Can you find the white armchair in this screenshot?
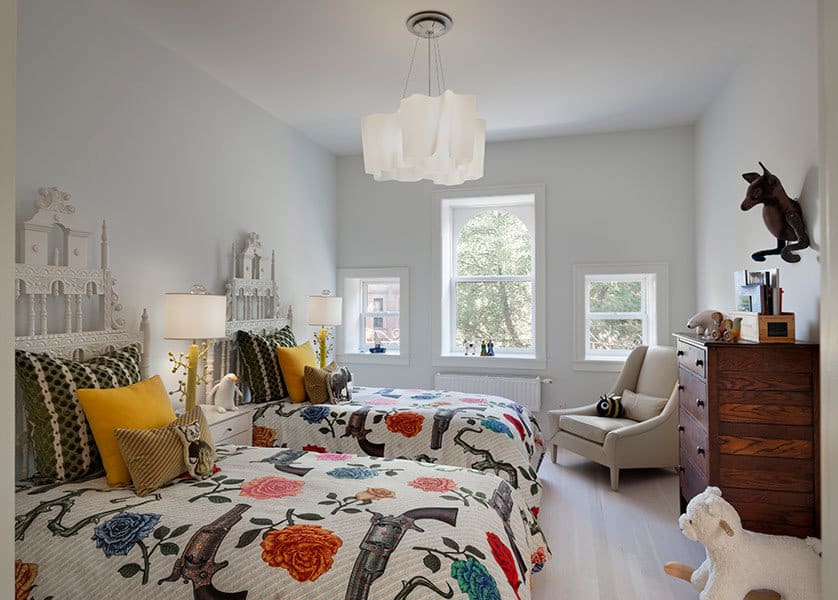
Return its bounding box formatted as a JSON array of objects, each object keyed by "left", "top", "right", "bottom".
[{"left": 548, "top": 345, "right": 678, "bottom": 491}]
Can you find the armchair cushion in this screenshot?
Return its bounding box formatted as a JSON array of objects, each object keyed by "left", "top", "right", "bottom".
[
  {"left": 559, "top": 415, "right": 635, "bottom": 445},
  {"left": 621, "top": 390, "right": 668, "bottom": 422},
  {"left": 634, "top": 346, "right": 678, "bottom": 398}
]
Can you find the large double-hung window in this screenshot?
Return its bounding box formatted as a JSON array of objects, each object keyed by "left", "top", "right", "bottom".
[{"left": 433, "top": 185, "right": 546, "bottom": 369}]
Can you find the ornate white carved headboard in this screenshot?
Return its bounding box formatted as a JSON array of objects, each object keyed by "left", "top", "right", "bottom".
[
  {"left": 15, "top": 187, "right": 151, "bottom": 476},
  {"left": 211, "top": 232, "right": 292, "bottom": 401}
]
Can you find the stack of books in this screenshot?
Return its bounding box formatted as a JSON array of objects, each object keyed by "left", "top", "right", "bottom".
[{"left": 734, "top": 269, "right": 781, "bottom": 315}]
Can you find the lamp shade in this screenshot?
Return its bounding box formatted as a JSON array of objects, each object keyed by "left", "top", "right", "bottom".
[
  {"left": 362, "top": 90, "right": 485, "bottom": 186},
  {"left": 164, "top": 292, "right": 227, "bottom": 340},
  {"left": 307, "top": 295, "right": 342, "bottom": 326}
]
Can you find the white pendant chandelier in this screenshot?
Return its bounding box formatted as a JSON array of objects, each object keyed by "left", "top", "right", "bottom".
[{"left": 362, "top": 11, "right": 485, "bottom": 186}]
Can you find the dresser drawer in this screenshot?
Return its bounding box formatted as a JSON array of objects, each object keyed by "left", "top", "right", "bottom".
[
  {"left": 718, "top": 371, "right": 812, "bottom": 392},
  {"left": 208, "top": 411, "right": 252, "bottom": 445},
  {"left": 677, "top": 340, "right": 706, "bottom": 379},
  {"left": 220, "top": 429, "right": 252, "bottom": 446},
  {"left": 679, "top": 409, "right": 708, "bottom": 477},
  {"left": 679, "top": 446, "right": 708, "bottom": 504},
  {"left": 678, "top": 367, "right": 708, "bottom": 428},
  {"left": 719, "top": 454, "right": 815, "bottom": 494},
  {"left": 718, "top": 390, "right": 813, "bottom": 426}
]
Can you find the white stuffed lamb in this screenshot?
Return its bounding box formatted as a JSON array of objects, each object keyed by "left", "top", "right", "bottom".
[
  {"left": 679, "top": 487, "right": 821, "bottom": 600},
  {"left": 207, "top": 373, "right": 242, "bottom": 413}
]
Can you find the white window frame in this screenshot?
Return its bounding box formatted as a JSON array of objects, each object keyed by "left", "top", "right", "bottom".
[
  {"left": 573, "top": 262, "right": 669, "bottom": 372},
  {"left": 337, "top": 267, "right": 409, "bottom": 366},
  {"left": 432, "top": 184, "right": 546, "bottom": 370},
  {"left": 360, "top": 279, "right": 399, "bottom": 350}
]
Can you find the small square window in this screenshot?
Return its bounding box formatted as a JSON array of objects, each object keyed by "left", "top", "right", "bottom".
[
  {"left": 337, "top": 267, "right": 409, "bottom": 365},
  {"left": 574, "top": 263, "right": 668, "bottom": 370}
]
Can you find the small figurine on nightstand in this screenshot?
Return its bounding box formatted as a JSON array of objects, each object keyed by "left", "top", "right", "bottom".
[
  {"left": 207, "top": 373, "right": 242, "bottom": 414},
  {"left": 480, "top": 340, "right": 487, "bottom": 356},
  {"left": 487, "top": 340, "right": 495, "bottom": 356}
]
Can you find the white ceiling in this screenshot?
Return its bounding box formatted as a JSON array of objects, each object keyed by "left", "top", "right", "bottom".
[{"left": 108, "top": 0, "right": 797, "bottom": 156}]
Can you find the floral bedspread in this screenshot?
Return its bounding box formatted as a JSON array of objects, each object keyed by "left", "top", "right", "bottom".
[
  {"left": 15, "top": 446, "right": 550, "bottom": 600},
  {"left": 250, "top": 387, "right": 546, "bottom": 512}
]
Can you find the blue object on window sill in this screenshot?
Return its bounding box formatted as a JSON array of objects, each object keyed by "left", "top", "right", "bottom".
[{"left": 369, "top": 347, "right": 387, "bottom": 353}]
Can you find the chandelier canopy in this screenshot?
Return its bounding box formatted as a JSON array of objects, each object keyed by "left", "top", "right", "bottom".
[{"left": 361, "top": 11, "right": 485, "bottom": 186}]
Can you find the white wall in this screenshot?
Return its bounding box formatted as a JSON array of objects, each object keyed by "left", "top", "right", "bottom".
[
  {"left": 16, "top": 0, "right": 337, "bottom": 387},
  {"left": 336, "top": 126, "right": 696, "bottom": 417},
  {"left": 695, "top": 2, "right": 820, "bottom": 340},
  {"left": 820, "top": 0, "right": 838, "bottom": 594},
  {"left": 1, "top": 0, "right": 16, "bottom": 594}
]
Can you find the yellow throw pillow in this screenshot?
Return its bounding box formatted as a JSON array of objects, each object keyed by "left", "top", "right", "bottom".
[
  {"left": 77, "top": 375, "right": 176, "bottom": 487},
  {"left": 276, "top": 342, "right": 318, "bottom": 403},
  {"left": 115, "top": 407, "right": 214, "bottom": 496}
]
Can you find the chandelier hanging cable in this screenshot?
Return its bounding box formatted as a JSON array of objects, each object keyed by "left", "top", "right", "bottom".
[{"left": 361, "top": 11, "right": 486, "bottom": 186}]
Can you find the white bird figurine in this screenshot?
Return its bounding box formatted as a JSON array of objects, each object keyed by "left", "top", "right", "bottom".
[{"left": 207, "top": 373, "right": 242, "bottom": 413}]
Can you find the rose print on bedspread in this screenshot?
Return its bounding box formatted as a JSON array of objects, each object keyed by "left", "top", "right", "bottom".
[{"left": 260, "top": 524, "right": 343, "bottom": 582}]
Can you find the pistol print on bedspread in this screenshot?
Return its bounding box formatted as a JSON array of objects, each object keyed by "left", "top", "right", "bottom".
[
  {"left": 14, "top": 446, "right": 550, "bottom": 600},
  {"left": 251, "top": 386, "right": 546, "bottom": 513}
]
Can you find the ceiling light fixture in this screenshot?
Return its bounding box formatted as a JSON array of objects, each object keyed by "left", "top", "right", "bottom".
[{"left": 361, "top": 11, "right": 485, "bottom": 186}]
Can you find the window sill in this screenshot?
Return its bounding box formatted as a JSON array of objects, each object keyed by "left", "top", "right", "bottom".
[
  {"left": 338, "top": 353, "right": 410, "bottom": 366},
  {"left": 433, "top": 354, "right": 546, "bottom": 371},
  {"left": 572, "top": 359, "right": 626, "bottom": 372}
]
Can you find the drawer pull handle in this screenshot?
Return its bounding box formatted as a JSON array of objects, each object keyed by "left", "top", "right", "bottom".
[
  {"left": 695, "top": 359, "right": 704, "bottom": 367},
  {"left": 695, "top": 399, "right": 705, "bottom": 408},
  {"left": 677, "top": 350, "right": 685, "bottom": 356},
  {"left": 678, "top": 425, "right": 685, "bottom": 432},
  {"left": 677, "top": 466, "right": 685, "bottom": 473},
  {"left": 226, "top": 427, "right": 233, "bottom": 432},
  {"left": 696, "top": 446, "right": 705, "bottom": 456},
  {"left": 678, "top": 385, "right": 685, "bottom": 391}
]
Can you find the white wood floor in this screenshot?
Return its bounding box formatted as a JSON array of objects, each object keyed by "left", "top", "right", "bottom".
[{"left": 532, "top": 449, "right": 706, "bottom": 600}]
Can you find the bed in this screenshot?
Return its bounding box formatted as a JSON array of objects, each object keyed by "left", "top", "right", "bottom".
[
  {"left": 15, "top": 445, "right": 550, "bottom": 599},
  {"left": 217, "top": 233, "right": 546, "bottom": 512},
  {"left": 13, "top": 211, "right": 550, "bottom": 600},
  {"left": 251, "top": 387, "right": 546, "bottom": 512}
]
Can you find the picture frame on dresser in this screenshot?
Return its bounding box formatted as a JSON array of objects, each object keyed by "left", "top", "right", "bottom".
[{"left": 674, "top": 332, "right": 819, "bottom": 538}]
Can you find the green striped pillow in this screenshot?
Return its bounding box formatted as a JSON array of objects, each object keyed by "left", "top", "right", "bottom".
[
  {"left": 268, "top": 325, "right": 297, "bottom": 349},
  {"left": 236, "top": 327, "right": 296, "bottom": 402},
  {"left": 15, "top": 344, "right": 143, "bottom": 482}
]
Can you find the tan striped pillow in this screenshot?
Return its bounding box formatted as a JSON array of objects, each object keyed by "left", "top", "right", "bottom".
[
  {"left": 115, "top": 406, "right": 214, "bottom": 496},
  {"left": 304, "top": 362, "right": 337, "bottom": 404}
]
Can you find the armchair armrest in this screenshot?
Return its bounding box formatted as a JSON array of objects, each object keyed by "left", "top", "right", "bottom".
[
  {"left": 550, "top": 404, "right": 599, "bottom": 417},
  {"left": 602, "top": 383, "right": 680, "bottom": 467},
  {"left": 603, "top": 409, "right": 673, "bottom": 445}
]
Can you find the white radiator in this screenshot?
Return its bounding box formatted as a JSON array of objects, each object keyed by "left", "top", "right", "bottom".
[{"left": 434, "top": 373, "right": 549, "bottom": 411}]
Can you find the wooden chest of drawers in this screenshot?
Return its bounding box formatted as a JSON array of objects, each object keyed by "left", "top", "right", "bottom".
[{"left": 673, "top": 333, "right": 819, "bottom": 537}]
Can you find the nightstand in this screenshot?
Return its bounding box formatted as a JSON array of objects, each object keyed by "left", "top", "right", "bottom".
[{"left": 199, "top": 404, "right": 253, "bottom": 446}]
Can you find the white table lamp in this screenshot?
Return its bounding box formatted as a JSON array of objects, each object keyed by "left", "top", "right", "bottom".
[
  {"left": 307, "top": 291, "right": 342, "bottom": 368},
  {"left": 164, "top": 284, "right": 226, "bottom": 410}
]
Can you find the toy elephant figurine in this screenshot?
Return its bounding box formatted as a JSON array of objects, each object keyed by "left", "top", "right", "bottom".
[
  {"left": 687, "top": 310, "right": 724, "bottom": 337},
  {"left": 741, "top": 162, "right": 809, "bottom": 263}
]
